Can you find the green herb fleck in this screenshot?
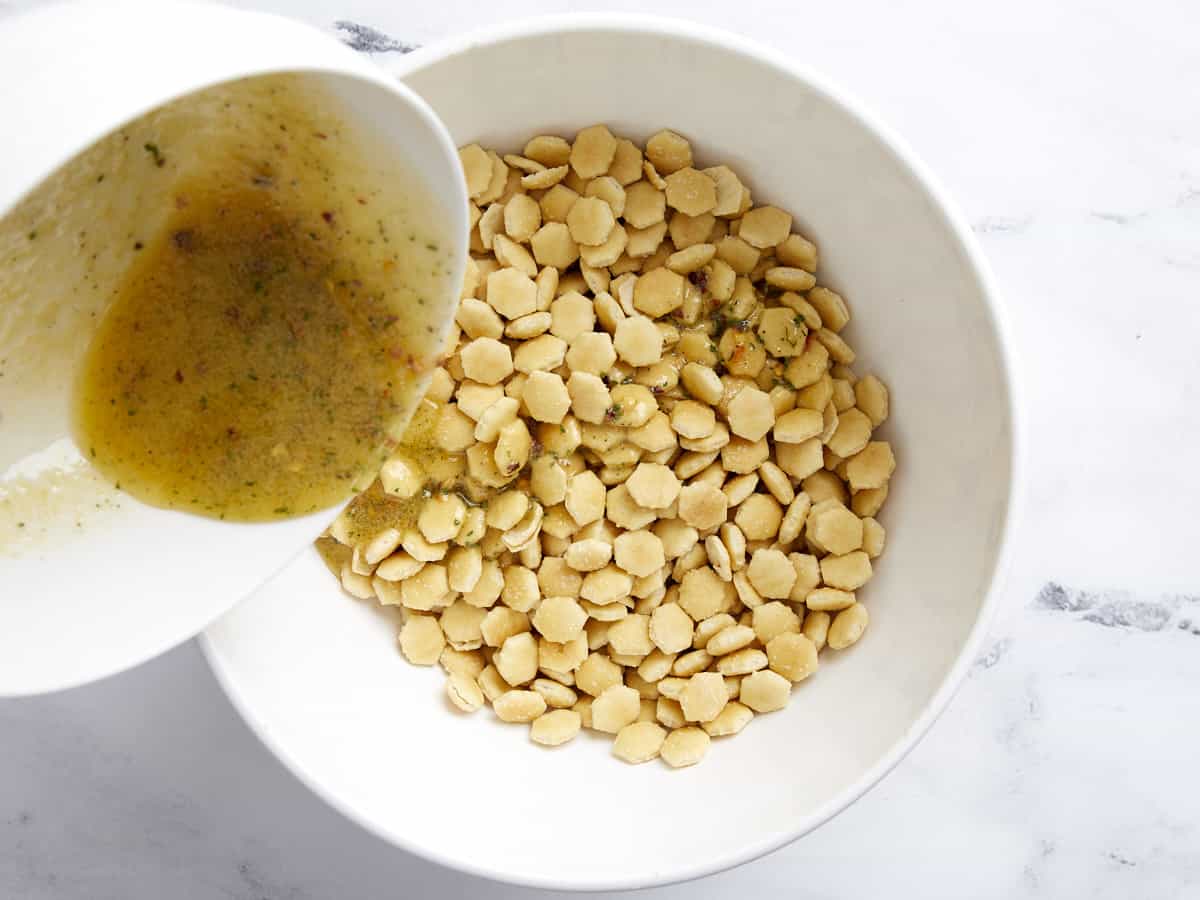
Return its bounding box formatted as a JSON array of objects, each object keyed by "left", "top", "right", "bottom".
[{"left": 143, "top": 142, "right": 166, "bottom": 167}]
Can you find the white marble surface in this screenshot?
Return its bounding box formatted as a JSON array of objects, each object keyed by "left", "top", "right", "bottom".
[{"left": 3, "top": 0, "right": 1200, "bottom": 896}]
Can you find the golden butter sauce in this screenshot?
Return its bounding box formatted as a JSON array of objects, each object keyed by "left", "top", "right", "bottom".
[{"left": 65, "top": 74, "right": 456, "bottom": 522}]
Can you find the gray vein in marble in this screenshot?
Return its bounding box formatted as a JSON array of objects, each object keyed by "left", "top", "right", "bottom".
[
  {"left": 1034, "top": 581, "right": 1199, "bottom": 633},
  {"left": 1175, "top": 186, "right": 1200, "bottom": 208},
  {"left": 334, "top": 20, "right": 417, "bottom": 53},
  {"left": 997, "top": 676, "right": 1043, "bottom": 756},
  {"left": 231, "top": 860, "right": 310, "bottom": 900},
  {"left": 1091, "top": 186, "right": 1200, "bottom": 224},
  {"left": 9, "top": 810, "right": 33, "bottom": 826},
  {"left": 971, "top": 215, "right": 1032, "bottom": 235},
  {"left": 1090, "top": 210, "right": 1147, "bottom": 225},
  {"left": 972, "top": 636, "right": 1012, "bottom": 671},
  {"left": 1162, "top": 252, "right": 1200, "bottom": 270},
  {"left": 1022, "top": 839, "right": 1056, "bottom": 891}
]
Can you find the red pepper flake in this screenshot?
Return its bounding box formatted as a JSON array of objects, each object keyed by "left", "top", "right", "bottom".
[
  {"left": 321, "top": 211, "right": 335, "bottom": 226},
  {"left": 174, "top": 369, "right": 184, "bottom": 384}
]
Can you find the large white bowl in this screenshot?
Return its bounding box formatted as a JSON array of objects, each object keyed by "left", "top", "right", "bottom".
[{"left": 203, "top": 15, "right": 1021, "bottom": 891}]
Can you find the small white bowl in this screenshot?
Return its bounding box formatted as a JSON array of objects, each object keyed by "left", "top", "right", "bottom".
[
  {"left": 0, "top": 0, "right": 466, "bottom": 696},
  {"left": 203, "top": 15, "right": 1022, "bottom": 891}
]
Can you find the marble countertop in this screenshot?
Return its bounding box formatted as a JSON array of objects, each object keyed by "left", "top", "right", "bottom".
[{"left": 3, "top": 0, "right": 1199, "bottom": 896}]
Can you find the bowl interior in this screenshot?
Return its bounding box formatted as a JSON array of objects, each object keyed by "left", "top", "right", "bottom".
[{"left": 203, "top": 19, "right": 1016, "bottom": 891}]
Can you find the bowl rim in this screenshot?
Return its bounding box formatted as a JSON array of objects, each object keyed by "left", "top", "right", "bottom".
[{"left": 201, "top": 11, "right": 1024, "bottom": 892}]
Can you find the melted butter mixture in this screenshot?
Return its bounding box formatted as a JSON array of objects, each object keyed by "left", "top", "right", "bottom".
[
  {"left": 317, "top": 397, "right": 463, "bottom": 555},
  {"left": 0, "top": 447, "right": 121, "bottom": 553},
  {"left": 74, "top": 176, "right": 410, "bottom": 520},
  {"left": 0, "top": 73, "right": 456, "bottom": 528}
]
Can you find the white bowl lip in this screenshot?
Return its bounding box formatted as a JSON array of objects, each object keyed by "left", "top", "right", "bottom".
[
  {"left": 0, "top": 61, "right": 451, "bottom": 217},
  {"left": 201, "top": 11, "right": 1025, "bottom": 892},
  {"left": 0, "top": 1, "right": 464, "bottom": 224}
]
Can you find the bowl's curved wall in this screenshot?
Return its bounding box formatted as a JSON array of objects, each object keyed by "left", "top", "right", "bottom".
[{"left": 204, "top": 16, "right": 1019, "bottom": 891}]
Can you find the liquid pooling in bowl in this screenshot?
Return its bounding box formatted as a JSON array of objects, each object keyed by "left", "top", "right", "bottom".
[
  {"left": 74, "top": 169, "right": 420, "bottom": 521},
  {"left": 2, "top": 73, "right": 457, "bottom": 525}
]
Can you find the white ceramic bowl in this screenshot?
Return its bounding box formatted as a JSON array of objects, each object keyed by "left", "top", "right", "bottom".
[
  {"left": 203, "top": 15, "right": 1021, "bottom": 891},
  {"left": 0, "top": 0, "right": 466, "bottom": 696}
]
